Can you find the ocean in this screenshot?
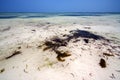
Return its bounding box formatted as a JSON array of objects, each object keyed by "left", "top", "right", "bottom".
[{"left": 0, "top": 12, "right": 120, "bottom": 19}]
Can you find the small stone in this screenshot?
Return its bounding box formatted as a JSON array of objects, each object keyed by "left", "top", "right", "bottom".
[
  {"left": 84, "top": 39, "right": 89, "bottom": 43},
  {"left": 99, "top": 58, "right": 106, "bottom": 68},
  {"left": 0, "top": 68, "right": 5, "bottom": 73}
]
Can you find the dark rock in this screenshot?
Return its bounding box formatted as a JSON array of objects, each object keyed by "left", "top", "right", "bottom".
[
  {"left": 84, "top": 39, "right": 89, "bottom": 43},
  {"left": 99, "top": 58, "right": 106, "bottom": 68},
  {"left": 0, "top": 68, "right": 5, "bottom": 73}
]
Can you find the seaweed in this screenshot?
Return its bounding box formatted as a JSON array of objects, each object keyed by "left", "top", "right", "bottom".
[
  {"left": 55, "top": 50, "right": 71, "bottom": 62},
  {"left": 43, "top": 38, "right": 67, "bottom": 51},
  {"left": 43, "top": 29, "right": 106, "bottom": 62},
  {"left": 5, "top": 51, "right": 21, "bottom": 59},
  {"left": 43, "top": 37, "right": 71, "bottom": 62},
  {"left": 84, "top": 27, "right": 91, "bottom": 29},
  {"left": 99, "top": 58, "right": 106, "bottom": 68},
  {"left": 65, "top": 29, "right": 104, "bottom": 42},
  {"left": 73, "top": 40, "right": 80, "bottom": 43},
  {"left": 43, "top": 41, "right": 59, "bottom": 51},
  {"left": 18, "top": 46, "right": 21, "bottom": 49},
  {"left": 103, "top": 53, "right": 114, "bottom": 56},
  {"left": 69, "top": 29, "right": 105, "bottom": 40},
  {"left": 62, "top": 29, "right": 106, "bottom": 43}
]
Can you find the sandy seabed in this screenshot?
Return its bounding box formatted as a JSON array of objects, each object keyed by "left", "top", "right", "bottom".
[{"left": 0, "top": 15, "right": 120, "bottom": 80}]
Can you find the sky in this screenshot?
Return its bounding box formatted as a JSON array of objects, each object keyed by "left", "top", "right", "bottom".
[{"left": 0, "top": 0, "right": 120, "bottom": 12}]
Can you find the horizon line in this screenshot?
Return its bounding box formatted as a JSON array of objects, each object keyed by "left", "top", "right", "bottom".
[{"left": 0, "top": 11, "right": 120, "bottom": 13}]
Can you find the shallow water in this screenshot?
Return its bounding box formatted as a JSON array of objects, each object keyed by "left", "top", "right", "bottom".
[{"left": 0, "top": 12, "right": 120, "bottom": 19}]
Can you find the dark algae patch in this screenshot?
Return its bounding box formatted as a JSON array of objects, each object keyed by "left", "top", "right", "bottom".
[
  {"left": 43, "top": 38, "right": 67, "bottom": 51},
  {"left": 55, "top": 50, "right": 71, "bottom": 62},
  {"left": 103, "top": 53, "right": 114, "bottom": 56},
  {"left": 43, "top": 39, "right": 70, "bottom": 62},
  {"left": 5, "top": 51, "right": 21, "bottom": 59},
  {"left": 42, "top": 29, "right": 107, "bottom": 62},
  {"left": 99, "top": 58, "right": 106, "bottom": 68},
  {"left": 42, "top": 36, "right": 71, "bottom": 62},
  {"left": 18, "top": 46, "right": 21, "bottom": 49},
  {"left": 69, "top": 29, "right": 105, "bottom": 40}
]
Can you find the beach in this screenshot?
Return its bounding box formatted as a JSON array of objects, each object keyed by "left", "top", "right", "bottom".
[{"left": 0, "top": 13, "right": 120, "bottom": 80}]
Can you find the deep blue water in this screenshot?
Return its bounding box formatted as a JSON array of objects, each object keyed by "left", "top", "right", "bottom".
[{"left": 0, "top": 12, "right": 120, "bottom": 19}]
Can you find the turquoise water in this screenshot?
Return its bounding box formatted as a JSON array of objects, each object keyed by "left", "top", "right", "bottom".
[{"left": 0, "top": 12, "right": 120, "bottom": 19}]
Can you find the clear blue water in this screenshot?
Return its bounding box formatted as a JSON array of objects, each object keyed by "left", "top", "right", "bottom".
[{"left": 0, "top": 12, "right": 120, "bottom": 19}]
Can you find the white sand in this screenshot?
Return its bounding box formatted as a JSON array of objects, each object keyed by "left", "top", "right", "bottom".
[{"left": 0, "top": 16, "right": 120, "bottom": 80}]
